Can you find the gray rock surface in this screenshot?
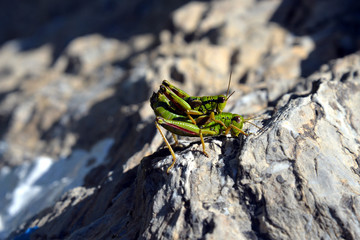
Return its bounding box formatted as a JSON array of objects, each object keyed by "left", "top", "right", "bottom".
[
  {"left": 13, "top": 66, "right": 360, "bottom": 239},
  {"left": 1, "top": 0, "right": 360, "bottom": 239}
]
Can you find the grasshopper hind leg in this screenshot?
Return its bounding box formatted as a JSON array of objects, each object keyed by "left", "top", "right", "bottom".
[
  {"left": 171, "top": 133, "right": 179, "bottom": 147},
  {"left": 155, "top": 122, "right": 177, "bottom": 174}
]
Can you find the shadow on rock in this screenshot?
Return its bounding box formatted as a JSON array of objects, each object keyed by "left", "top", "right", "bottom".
[
  {"left": 0, "top": 0, "right": 195, "bottom": 64},
  {"left": 270, "top": 0, "right": 360, "bottom": 77}
]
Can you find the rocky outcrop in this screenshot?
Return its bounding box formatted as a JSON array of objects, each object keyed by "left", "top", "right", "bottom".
[
  {"left": 1, "top": 0, "right": 360, "bottom": 239},
  {"left": 10, "top": 54, "right": 360, "bottom": 239}
]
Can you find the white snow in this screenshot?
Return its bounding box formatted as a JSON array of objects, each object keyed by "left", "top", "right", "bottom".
[
  {"left": 0, "top": 138, "right": 114, "bottom": 239},
  {"left": 8, "top": 156, "right": 53, "bottom": 216}
]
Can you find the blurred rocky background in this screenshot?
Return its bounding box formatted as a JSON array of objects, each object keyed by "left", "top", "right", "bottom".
[{"left": 0, "top": 0, "right": 360, "bottom": 239}]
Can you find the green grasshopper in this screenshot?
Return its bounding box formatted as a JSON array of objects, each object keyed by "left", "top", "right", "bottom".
[
  {"left": 150, "top": 78, "right": 260, "bottom": 173},
  {"left": 155, "top": 112, "right": 257, "bottom": 173},
  {"left": 150, "top": 89, "right": 242, "bottom": 148},
  {"left": 159, "top": 76, "right": 234, "bottom": 125}
]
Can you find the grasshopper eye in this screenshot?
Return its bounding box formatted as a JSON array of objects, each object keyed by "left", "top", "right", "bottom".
[
  {"left": 233, "top": 116, "right": 241, "bottom": 123},
  {"left": 218, "top": 96, "right": 225, "bottom": 103}
]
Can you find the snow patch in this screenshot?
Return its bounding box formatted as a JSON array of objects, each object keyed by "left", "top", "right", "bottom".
[
  {"left": 0, "top": 138, "right": 114, "bottom": 239},
  {"left": 8, "top": 156, "right": 52, "bottom": 216}
]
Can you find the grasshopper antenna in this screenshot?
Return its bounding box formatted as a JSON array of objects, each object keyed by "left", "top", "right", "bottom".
[
  {"left": 226, "top": 72, "right": 235, "bottom": 100},
  {"left": 246, "top": 121, "right": 262, "bottom": 130},
  {"left": 244, "top": 116, "right": 264, "bottom": 130}
]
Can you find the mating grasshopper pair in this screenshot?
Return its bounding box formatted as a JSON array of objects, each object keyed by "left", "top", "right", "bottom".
[{"left": 150, "top": 78, "right": 258, "bottom": 173}]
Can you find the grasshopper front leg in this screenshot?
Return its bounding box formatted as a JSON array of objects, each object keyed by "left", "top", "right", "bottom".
[
  {"left": 224, "top": 124, "right": 248, "bottom": 136},
  {"left": 224, "top": 116, "right": 262, "bottom": 136}
]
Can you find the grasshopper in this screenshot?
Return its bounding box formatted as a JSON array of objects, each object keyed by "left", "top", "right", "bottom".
[
  {"left": 159, "top": 75, "right": 234, "bottom": 124},
  {"left": 155, "top": 112, "right": 258, "bottom": 173},
  {"left": 150, "top": 77, "right": 260, "bottom": 173},
  {"left": 150, "top": 89, "right": 241, "bottom": 149}
]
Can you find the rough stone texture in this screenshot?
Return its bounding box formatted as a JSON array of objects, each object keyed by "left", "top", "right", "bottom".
[
  {"left": 240, "top": 79, "right": 360, "bottom": 239},
  {"left": 12, "top": 65, "right": 360, "bottom": 239},
  {"left": 1, "top": 0, "right": 360, "bottom": 239}
]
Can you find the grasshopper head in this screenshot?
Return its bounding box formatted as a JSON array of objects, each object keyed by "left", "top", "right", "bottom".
[
  {"left": 216, "top": 95, "right": 227, "bottom": 113},
  {"left": 216, "top": 91, "right": 234, "bottom": 113},
  {"left": 230, "top": 114, "right": 245, "bottom": 137}
]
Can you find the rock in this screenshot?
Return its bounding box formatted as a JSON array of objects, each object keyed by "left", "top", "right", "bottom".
[
  {"left": 239, "top": 79, "right": 360, "bottom": 239},
  {"left": 270, "top": 0, "right": 360, "bottom": 77},
  {"left": 57, "top": 34, "right": 132, "bottom": 75},
  {"left": 196, "top": 44, "right": 232, "bottom": 75},
  {"left": 172, "top": 2, "right": 207, "bottom": 34},
  {"left": 9, "top": 55, "right": 360, "bottom": 239},
  {"left": 2, "top": 0, "right": 360, "bottom": 239}
]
